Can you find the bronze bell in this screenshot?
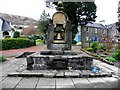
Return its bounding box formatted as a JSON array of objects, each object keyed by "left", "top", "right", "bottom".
[{"left": 56, "top": 33, "right": 62, "bottom": 40}]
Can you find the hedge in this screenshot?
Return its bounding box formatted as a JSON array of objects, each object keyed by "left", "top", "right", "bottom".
[{"left": 1, "top": 38, "right": 36, "bottom": 50}]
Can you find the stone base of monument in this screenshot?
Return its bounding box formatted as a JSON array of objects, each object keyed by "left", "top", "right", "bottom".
[
  {"left": 26, "top": 50, "right": 93, "bottom": 70},
  {"left": 8, "top": 69, "right": 112, "bottom": 78}
]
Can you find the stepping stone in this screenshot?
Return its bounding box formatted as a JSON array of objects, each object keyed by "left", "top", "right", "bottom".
[
  {"left": 7, "top": 72, "right": 21, "bottom": 77},
  {"left": 65, "top": 70, "right": 79, "bottom": 77},
  {"left": 43, "top": 73, "right": 55, "bottom": 77},
  {"left": 80, "top": 70, "right": 91, "bottom": 77},
  {"left": 55, "top": 70, "right": 65, "bottom": 77}
]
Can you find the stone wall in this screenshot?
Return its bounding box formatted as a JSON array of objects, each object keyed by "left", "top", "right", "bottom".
[{"left": 27, "top": 54, "right": 93, "bottom": 70}]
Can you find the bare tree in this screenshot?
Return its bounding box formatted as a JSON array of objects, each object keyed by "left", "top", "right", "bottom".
[{"left": 22, "top": 24, "right": 38, "bottom": 35}]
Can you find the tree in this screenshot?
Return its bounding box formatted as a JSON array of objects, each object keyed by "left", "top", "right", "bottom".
[
  {"left": 40, "top": 10, "right": 50, "bottom": 21},
  {"left": 49, "top": 2, "right": 97, "bottom": 46},
  {"left": 13, "top": 31, "right": 20, "bottom": 38},
  {"left": 116, "top": 4, "right": 120, "bottom": 32},
  {"left": 37, "top": 20, "right": 47, "bottom": 35},
  {"left": 37, "top": 10, "right": 49, "bottom": 39},
  {"left": 116, "top": 21, "right": 120, "bottom": 32},
  {"left": 22, "top": 24, "right": 37, "bottom": 35}
]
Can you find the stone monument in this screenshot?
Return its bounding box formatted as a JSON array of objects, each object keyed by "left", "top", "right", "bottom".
[
  {"left": 26, "top": 1, "right": 93, "bottom": 70},
  {"left": 47, "top": 1, "right": 72, "bottom": 50}
]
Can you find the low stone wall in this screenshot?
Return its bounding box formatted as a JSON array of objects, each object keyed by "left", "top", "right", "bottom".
[{"left": 27, "top": 54, "right": 93, "bottom": 70}]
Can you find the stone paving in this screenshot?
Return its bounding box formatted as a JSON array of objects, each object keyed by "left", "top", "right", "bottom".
[
  {"left": 0, "top": 45, "right": 120, "bottom": 89},
  {"left": 0, "top": 57, "right": 119, "bottom": 89}
]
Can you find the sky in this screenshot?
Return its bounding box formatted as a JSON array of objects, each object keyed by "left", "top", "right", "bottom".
[{"left": 0, "top": 0, "right": 119, "bottom": 25}]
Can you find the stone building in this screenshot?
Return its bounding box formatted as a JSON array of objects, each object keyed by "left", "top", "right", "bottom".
[
  {"left": 106, "top": 23, "right": 120, "bottom": 42},
  {"left": 0, "top": 18, "right": 14, "bottom": 39},
  {"left": 75, "top": 22, "right": 107, "bottom": 46}
]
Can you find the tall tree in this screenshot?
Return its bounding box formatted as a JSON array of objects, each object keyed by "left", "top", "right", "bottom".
[
  {"left": 37, "top": 10, "right": 50, "bottom": 38},
  {"left": 116, "top": 21, "right": 120, "bottom": 32},
  {"left": 116, "top": 5, "right": 120, "bottom": 32}
]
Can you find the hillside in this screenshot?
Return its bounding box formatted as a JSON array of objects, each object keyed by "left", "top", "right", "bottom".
[{"left": 0, "top": 13, "right": 37, "bottom": 25}]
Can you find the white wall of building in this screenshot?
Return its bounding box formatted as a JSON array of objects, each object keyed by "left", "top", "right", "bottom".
[{"left": 0, "top": 19, "right": 3, "bottom": 39}]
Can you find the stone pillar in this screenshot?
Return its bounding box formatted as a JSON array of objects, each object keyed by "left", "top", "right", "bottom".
[
  {"left": 47, "top": 20, "right": 54, "bottom": 50},
  {"left": 65, "top": 20, "right": 72, "bottom": 50}
]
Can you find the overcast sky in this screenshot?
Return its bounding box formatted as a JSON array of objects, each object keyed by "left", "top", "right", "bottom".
[{"left": 0, "top": 0, "right": 119, "bottom": 25}]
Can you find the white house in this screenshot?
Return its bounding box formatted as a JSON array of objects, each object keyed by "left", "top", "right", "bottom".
[{"left": 0, "top": 18, "right": 14, "bottom": 39}]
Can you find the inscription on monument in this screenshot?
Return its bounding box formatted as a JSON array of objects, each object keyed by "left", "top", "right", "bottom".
[{"left": 52, "top": 59, "right": 68, "bottom": 69}]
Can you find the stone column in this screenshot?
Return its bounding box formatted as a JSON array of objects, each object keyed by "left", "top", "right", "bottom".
[{"left": 47, "top": 20, "right": 54, "bottom": 50}]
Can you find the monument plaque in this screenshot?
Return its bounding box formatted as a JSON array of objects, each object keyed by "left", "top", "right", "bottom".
[{"left": 52, "top": 59, "right": 68, "bottom": 69}]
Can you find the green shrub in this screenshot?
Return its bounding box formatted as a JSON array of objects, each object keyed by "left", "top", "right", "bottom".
[
  {"left": 86, "top": 48, "right": 93, "bottom": 51},
  {"left": 28, "top": 35, "right": 37, "bottom": 40},
  {"left": 112, "top": 50, "right": 120, "bottom": 61},
  {"left": 91, "top": 41, "right": 99, "bottom": 53},
  {"left": 117, "top": 42, "right": 120, "bottom": 50},
  {"left": 98, "top": 56, "right": 103, "bottom": 60},
  {"left": 72, "top": 40, "right": 77, "bottom": 44},
  {"left": 13, "top": 31, "right": 20, "bottom": 38},
  {"left": 105, "top": 57, "right": 116, "bottom": 62},
  {"left": 104, "top": 52, "right": 109, "bottom": 55},
  {"left": 4, "top": 35, "right": 11, "bottom": 38},
  {"left": 36, "top": 39, "right": 44, "bottom": 45},
  {"left": 28, "top": 35, "right": 37, "bottom": 45},
  {"left": 0, "top": 56, "right": 6, "bottom": 62},
  {"left": 99, "top": 45, "right": 107, "bottom": 51},
  {"left": 1, "top": 38, "right": 35, "bottom": 50}
]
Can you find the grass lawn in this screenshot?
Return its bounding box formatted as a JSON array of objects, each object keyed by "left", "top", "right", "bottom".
[{"left": 36, "top": 39, "right": 44, "bottom": 45}]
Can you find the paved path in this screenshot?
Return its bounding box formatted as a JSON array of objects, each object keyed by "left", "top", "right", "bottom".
[
  {"left": 0, "top": 45, "right": 119, "bottom": 89},
  {"left": 0, "top": 45, "right": 47, "bottom": 57}
]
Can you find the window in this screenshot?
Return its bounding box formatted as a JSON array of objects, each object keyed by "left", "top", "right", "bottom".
[
  {"left": 86, "top": 27, "right": 89, "bottom": 32},
  {"left": 103, "top": 29, "right": 106, "bottom": 34},
  {"left": 3, "top": 31, "right": 9, "bottom": 36},
  {"left": 95, "top": 28, "right": 97, "bottom": 33},
  {"left": 86, "top": 36, "right": 89, "bottom": 41}
]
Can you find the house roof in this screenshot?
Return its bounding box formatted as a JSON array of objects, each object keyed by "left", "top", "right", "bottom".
[
  {"left": 85, "top": 22, "right": 105, "bottom": 29},
  {"left": 106, "top": 23, "right": 117, "bottom": 29},
  {"left": 0, "top": 18, "right": 11, "bottom": 31}
]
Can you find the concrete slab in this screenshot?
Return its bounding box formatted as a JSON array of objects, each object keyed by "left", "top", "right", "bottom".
[
  {"left": 101, "top": 77, "right": 119, "bottom": 88},
  {"left": 65, "top": 71, "right": 79, "bottom": 77},
  {"left": 36, "top": 86, "right": 55, "bottom": 90},
  {"left": 36, "top": 78, "right": 55, "bottom": 90},
  {"left": 72, "top": 78, "right": 93, "bottom": 88},
  {"left": 101, "top": 77, "right": 119, "bottom": 82},
  {"left": 55, "top": 70, "right": 65, "bottom": 77},
  {"left": 0, "top": 76, "right": 6, "bottom": 83},
  {"left": 37, "top": 78, "right": 55, "bottom": 86},
  {"left": 43, "top": 71, "right": 55, "bottom": 77},
  {"left": 56, "top": 78, "right": 74, "bottom": 86},
  {"left": 15, "top": 77, "right": 38, "bottom": 88},
  {"left": 2, "top": 58, "right": 25, "bottom": 70},
  {"left": 87, "top": 78, "right": 106, "bottom": 88},
  {"left": 56, "top": 85, "right": 75, "bottom": 90},
  {"left": 1, "top": 77, "right": 22, "bottom": 88}
]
